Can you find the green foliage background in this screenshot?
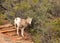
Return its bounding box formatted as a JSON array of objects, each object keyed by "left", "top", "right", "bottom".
[{"left": 0, "top": 0, "right": 60, "bottom": 43}]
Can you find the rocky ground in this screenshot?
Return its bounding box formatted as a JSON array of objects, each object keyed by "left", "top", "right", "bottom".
[{"left": 0, "top": 23, "right": 34, "bottom": 43}]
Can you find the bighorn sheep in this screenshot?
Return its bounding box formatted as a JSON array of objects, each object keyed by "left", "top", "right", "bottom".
[{"left": 14, "top": 17, "right": 32, "bottom": 37}]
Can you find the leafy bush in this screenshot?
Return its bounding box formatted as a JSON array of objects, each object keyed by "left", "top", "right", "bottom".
[{"left": 0, "top": 0, "right": 60, "bottom": 43}]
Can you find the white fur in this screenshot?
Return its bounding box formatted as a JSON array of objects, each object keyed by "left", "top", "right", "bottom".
[
  {"left": 14, "top": 17, "right": 21, "bottom": 26},
  {"left": 14, "top": 17, "right": 21, "bottom": 36},
  {"left": 14, "top": 17, "right": 32, "bottom": 37}
]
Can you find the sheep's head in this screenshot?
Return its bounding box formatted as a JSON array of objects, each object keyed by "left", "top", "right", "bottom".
[{"left": 26, "top": 17, "right": 32, "bottom": 25}]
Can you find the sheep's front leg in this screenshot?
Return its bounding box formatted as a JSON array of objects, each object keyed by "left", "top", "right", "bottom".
[{"left": 21, "top": 28, "right": 24, "bottom": 37}]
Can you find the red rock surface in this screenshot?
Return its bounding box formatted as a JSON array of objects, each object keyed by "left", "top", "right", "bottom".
[{"left": 0, "top": 23, "right": 34, "bottom": 43}]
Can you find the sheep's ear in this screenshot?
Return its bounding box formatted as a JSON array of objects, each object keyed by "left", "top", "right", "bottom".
[{"left": 27, "top": 18, "right": 32, "bottom": 24}]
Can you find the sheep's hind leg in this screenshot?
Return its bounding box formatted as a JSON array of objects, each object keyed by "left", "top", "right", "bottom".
[{"left": 17, "top": 27, "right": 19, "bottom": 36}]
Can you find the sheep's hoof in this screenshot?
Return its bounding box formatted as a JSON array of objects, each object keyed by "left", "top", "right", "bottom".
[
  {"left": 17, "top": 33, "right": 19, "bottom": 36},
  {"left": 21, "top": 35, "right": 24, "bottom": 37}
]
